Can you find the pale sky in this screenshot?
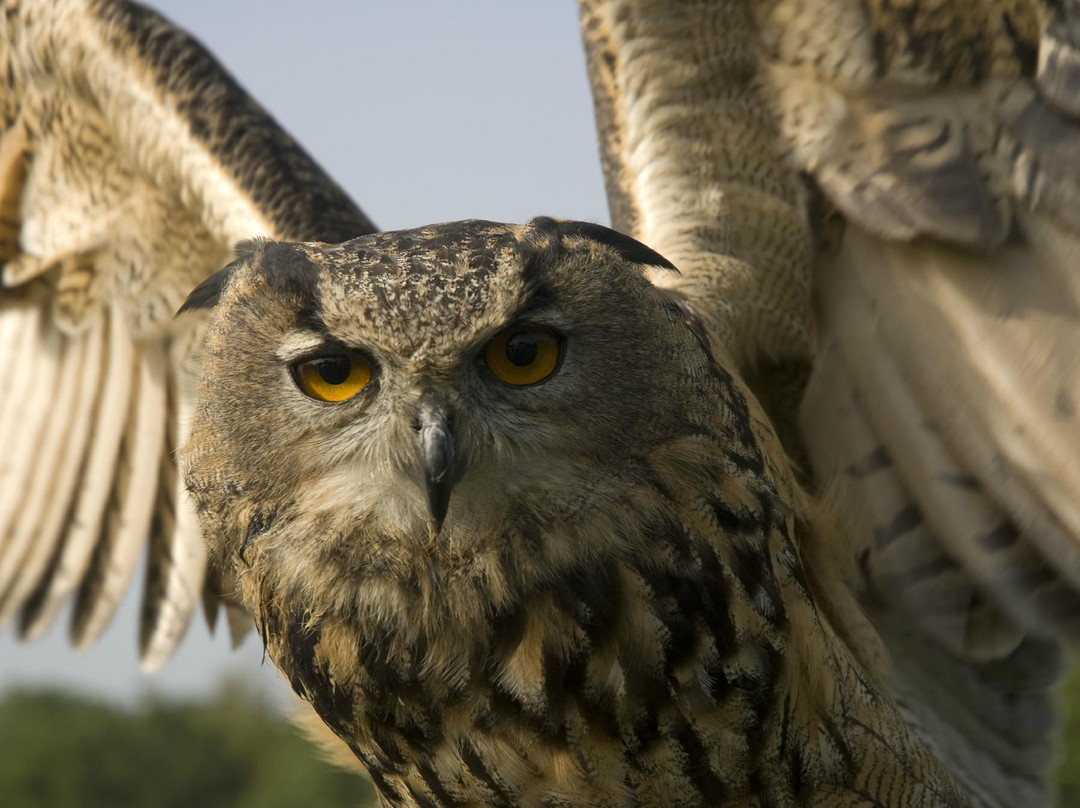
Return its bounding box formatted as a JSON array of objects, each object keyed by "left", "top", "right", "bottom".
[{"left": 0, "top": 1, "right": 609, "bottom": 705}]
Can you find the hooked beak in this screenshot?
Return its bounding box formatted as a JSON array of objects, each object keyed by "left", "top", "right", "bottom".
[{"left": 418, "top": 402, "right": 461, "bottom": 535}]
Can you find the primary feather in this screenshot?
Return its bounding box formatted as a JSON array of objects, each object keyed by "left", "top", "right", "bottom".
[{"left": 0, "top": 0, "right": 374, "bottom": 667}]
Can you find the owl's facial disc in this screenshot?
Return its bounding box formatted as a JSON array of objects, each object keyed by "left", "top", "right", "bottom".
[
  {"left": 413, "top": 325, "right": 563, "bottom": 533},
  {"left": 182, "top": 219, "right": 687, "bottom": 567}
]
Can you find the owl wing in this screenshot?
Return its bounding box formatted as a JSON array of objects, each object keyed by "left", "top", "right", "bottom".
[
  {"left": 0, "top": 0, "right": 375, "bottom": 671},
  {"left": 580, "top": 1, "right": 1075, "bottom": 804},
  {"left": 770, "top": 1, "right": 1080, "bottom": 655}
]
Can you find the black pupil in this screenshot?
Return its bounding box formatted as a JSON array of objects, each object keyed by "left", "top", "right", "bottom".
[
  {"left": 315, "top": 356, "right": 352, "bottom": 385},
  {"left": 505, "top": 333, "right": 538, "bottom": 366}
]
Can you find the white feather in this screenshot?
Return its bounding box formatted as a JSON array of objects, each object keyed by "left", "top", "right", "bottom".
[
  {"left": 0, "top": 300, "right": 60, "bottom": 562},
  {"left": 0, "top": 325, "right": 96, "bottom": 628},
  {"left": 138, "top": 367, "right": 206, "bottom": 672},
  {"left": 225, "top": 602, "right": 254, "bottom": 648},
  {"left": 816, "top": 241, "right": 1080, "bottom": 639},
  {"left": 18, "top": 305, "right": 133, "bottom": 637},
  {"left": 71, "top": 335, "right": 167, "bottom": 648},
  {"left": 802, "top": 338, "right": 1026, "bottom": 661},
  {"left": 0, "top": 299, "right": 40, "bottom": 448},
  {"left": 0, "top": 296, "right": 33, "bottom": 386},
  {"left": 828, "top": 220, "right": 1080, "bottom": 597}
]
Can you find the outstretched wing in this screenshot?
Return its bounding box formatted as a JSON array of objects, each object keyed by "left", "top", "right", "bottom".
[
  {"left": 766, "top": 0, "right": 1080, "bottom": 654},
  {"left": 0, "top": 0, "right": 375, "bottom": 671},
  {"left": 580, "top": 1, "right": 1075, "bottom": 805}
]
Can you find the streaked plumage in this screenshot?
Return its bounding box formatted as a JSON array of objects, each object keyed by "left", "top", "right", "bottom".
[
  {"left": 181, "top": 219, "right": 964, "bottom": 806},
  {"left": 0, "top": 0, "right": 1075, "bottom": 805},
  {"left": 0, "top": 0, "right": 373, "bottom": 670},
  {"left": 581, "top": 1, "right": 1078, "bottom": 803}
]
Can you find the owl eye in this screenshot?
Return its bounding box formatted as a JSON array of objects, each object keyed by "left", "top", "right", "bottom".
[
  {"left": 292, "top": 353, "right": 373, "bottom": 402},
  {"left": 484, "top": 327, "right": 562, "bottom": 386}
]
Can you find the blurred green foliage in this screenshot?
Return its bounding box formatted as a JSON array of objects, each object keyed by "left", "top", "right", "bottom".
[
  {"left": 0, "top": 665, "right": 1077, "bottom": 807},
  {"left": 1059, "top": 660, "right": 1080, "bottom": 806},
  {"left": 0, "top": 680, "right": 376, "bottom": 808}
]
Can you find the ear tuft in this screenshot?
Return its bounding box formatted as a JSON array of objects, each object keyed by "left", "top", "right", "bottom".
[
  {"left": 176, "top": 263, "right": 237, "bottom": 316},
  {"left": 554, "top": 219, "right": 677, "bottom": 271},
  {"left": 233, "top": 237, "right": 272, "bottom": 259}
]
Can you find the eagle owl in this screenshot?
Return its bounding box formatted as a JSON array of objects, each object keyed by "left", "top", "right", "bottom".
[
  {"left": 180, "top": 218, "right": 963, "bottom": 806},
  {"left": 0, "top": 0, "right": 1077, "bottom": 806}
]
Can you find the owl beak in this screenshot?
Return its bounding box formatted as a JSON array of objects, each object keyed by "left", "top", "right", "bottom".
[{"left": 418, "top": 403, "right": 460, "bottom": 534}]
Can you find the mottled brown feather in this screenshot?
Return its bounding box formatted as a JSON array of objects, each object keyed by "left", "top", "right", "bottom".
[
  {"left": 184, "top": 219, "right": 966, "bottom": 807},
  {"left": 0, "top": 0, "right": 375, "bottom": 666},
  {"left": 579, "top": 3, "right": 1078, "bottom": 805}
]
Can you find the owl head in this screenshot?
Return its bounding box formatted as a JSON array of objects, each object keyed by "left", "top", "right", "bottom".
[{"left": 179, "top": 218, "right": 728, "bottom": 619}]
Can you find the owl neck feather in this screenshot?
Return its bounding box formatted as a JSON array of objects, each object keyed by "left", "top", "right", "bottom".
[{"left": 248, "top": 495, "right": 962, "bottom": 807}]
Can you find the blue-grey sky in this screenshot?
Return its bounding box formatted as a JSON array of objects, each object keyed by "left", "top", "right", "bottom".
[{"left": 0, "top": 1, "right": 609, "bottom": 705}]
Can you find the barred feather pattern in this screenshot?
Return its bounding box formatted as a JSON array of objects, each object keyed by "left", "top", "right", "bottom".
[
  {"left": 184, "top": 220, "right": 965, "bottom": 807},
  {"left": 0, "top": 0, "right": 373, "bottom": 664}
]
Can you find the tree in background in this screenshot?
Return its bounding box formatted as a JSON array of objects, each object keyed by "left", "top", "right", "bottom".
[
  {"left": 0, "top": 680, "right": 375, "bottom": 808},
  {"left": 0, "top": 668, "right": 1077, "bottom": 806}
]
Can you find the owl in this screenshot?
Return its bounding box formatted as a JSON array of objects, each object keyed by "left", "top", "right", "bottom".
[
  {"left": 179, "top": 217, "right": 963, "bottom": 807},
  {"left": 0, "top": 0, "right": 1077, "bottom": 806}
]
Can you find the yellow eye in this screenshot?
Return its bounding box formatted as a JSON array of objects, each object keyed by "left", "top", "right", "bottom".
[
  {"left": 293, "top": 353, "right": 372, "bottom": 402},
  {"left": 484, "top": 327, "right": 562, "bottom": 386}
]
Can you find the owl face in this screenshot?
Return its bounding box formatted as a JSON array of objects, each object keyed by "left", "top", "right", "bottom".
[{"left": 181, "top": 218, "right": 709, "bottom": 612}]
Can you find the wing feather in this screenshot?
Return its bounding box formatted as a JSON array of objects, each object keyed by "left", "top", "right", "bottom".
[
  {"left": 798, "top": 216, "right": 1080, "bottom": 805},
  {"left": 224, "top": 602, "right": 254, "bottom": 648},
  {"left": 802, "top": 338, "right": 1027, "bottom": 662},
  {"left": 0, "top": 289, "right": 31, "bottom": 380},
  {"left": 755, "top": 1, "right": 1041, "bottom": 247},
  {"left": 812, "top": 225, "right": 1080, "bottom": 641},
  {"left": 0, "top": 300, "right": 61, "bottom": 563},
  {"left": 581, "top": 2, "right": 1078, "bottom": 803},
  {"left": 71, "top": 337, "right": 167, "bottom": 649},
  {"left": 17, "top": 305, "right": 132, "bottom": 640},
  {"left": 0, "top": 325, "right": 95, "bottom": 628},
  {"left": 0, "top": 294, "right": 42, "bottom": 476},
  {"left": 200, "top": 570, "right": 221, "bottom": 633},
  {"left": 0, "top": 0, "right": 374, "bottom": 663},
  {"left": 1037, "top": 0, "right": 1080, "bottom": 117},
  {"left": 575, "top": 0, "right": 814, "bottom": 369},
  {"left": 870, "top": 604, "right": 1061, "bottom": 808},
  {"left": 821, "top": 218, "right": 1080, "bottom": 626},
  {"left": 138, "top": 352, "right": 206, "bottom": 672}
]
